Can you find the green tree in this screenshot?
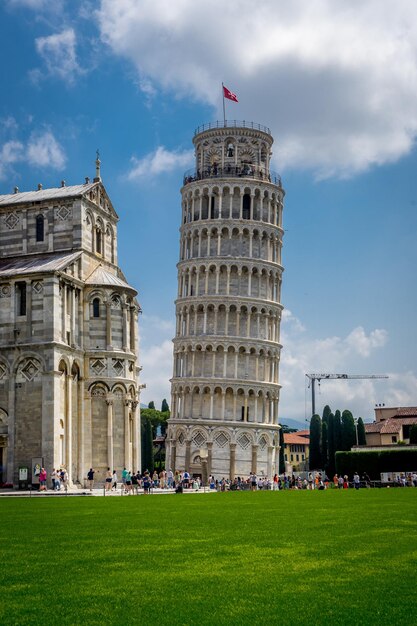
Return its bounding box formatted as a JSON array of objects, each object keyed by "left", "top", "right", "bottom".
[
  {"left": 161, "top": 398, "right": 170, "bottom": 413},
  {"left": 341, "top": 410, "right": 356, "bottom": 451},
  {"left": 309, "top": 414, "right": 322, "bottom": 470},
  {"left": 148, "top": 401, "right": 155, "bottom": 410},
  {"left": 141, "top": 418, "right": 154, "bottom": 473},
  {"left": 334, "top": 410, "right": 342, "bottom": 451},
  {"left": 321, "top": 420, "right": 328, "bottom": 471},
  {"left": 357, "top": 417, "right": 367, "bottom": 446},
  {"left": 327, "top": 413, "right": 336, "bottom": 476},
  {"left": 322, "top": 405, "right": 332, "bottom": 425},
  {"left": 409, "top": 424, "right": 417, "bottom": 444},
  {"left": 279, "top": 428, "right": 285, "bottom": 474}
]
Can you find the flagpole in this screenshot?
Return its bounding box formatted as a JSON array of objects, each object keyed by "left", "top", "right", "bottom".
[{"left": 222, "top": 82, "right": 226, "bottom": 126}]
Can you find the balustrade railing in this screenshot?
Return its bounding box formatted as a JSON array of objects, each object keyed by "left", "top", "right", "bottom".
[
  {"left": 194, "top": 120, "right": 271, "bottom": 135},
  {"left": 183, "top": 165, "right": 281, "bottom": 187}
]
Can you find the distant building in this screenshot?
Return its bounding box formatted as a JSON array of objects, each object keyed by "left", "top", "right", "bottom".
[
  {"left": 365, "top": 406, "right": 417, "bottom": 446},
  {"left": 283, "top": 430, "right": 309, "bottom": 471},
  {"left": 0, "top": 159, "right": 142, "bottom": 487}
]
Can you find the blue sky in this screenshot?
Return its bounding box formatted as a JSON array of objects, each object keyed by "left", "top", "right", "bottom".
[{"left": 0, "top": 0, "right": 416, "bottom": 423}]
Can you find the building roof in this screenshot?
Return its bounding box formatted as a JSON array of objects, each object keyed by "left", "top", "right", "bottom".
[
  {"left": 393, "top": 407, "right": 417, "bottom": 417},
  {"left": 0, "top": 183, "right": 98, "bottom": 206},
  {"left": 0, "top": 251, "right": 81, "bottom": 278},
  {"left": 284, "top": 433, "right": 310, "bottom": 445},
  {"left": 295, "top": 429, "right": 310, "bottom": 438},
  {"left": 365, "top": 416, "right": 417, "bottom": 435},
  {"left": 85, "top": 264, "right": 137, "bottom": 294}
]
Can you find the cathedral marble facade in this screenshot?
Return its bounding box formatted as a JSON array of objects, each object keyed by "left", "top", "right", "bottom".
[{"left": 0, "top": 162, "right": 141, "bottom": 487}]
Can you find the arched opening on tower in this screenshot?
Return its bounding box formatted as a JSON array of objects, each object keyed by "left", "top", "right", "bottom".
[{"left": 242, "top": 194, "right": 251, "bottom": 219}]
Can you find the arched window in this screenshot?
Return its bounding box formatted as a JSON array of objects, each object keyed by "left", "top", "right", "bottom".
[
  {"left": 92, "top": 298, "right": 100, "bottom": 318},
  {"left": 36, "top": 214, "right": 44, "bottom": 242},
  {"left": 243, "top": 194, "right": 251, "bottom": 219},
  {"left": 96, "top": 228, "right": 102, "bottom": 254}
]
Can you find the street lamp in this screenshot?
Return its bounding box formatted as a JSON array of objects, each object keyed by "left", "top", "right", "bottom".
[{"left": 353, "top": 418, "right": 358, "bottom": 447}]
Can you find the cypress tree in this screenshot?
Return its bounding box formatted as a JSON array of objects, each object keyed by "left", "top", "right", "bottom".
[
  {"left": 327, "top": 413, "right": 336, "bottom": 476},
  {"left": 309, "top": 414, "right": 322, "bottom": 470},
  {"left": 142, "top": 418, "right": 154, "bottom": 473},
  {"left": 341, "top": 410, "right": 356, "bottom": 451},
  {"left": 322, "top": 405, "right": 331, "bottom": 425},
  {"left": 279, "top": 427, "right": 285, "bottom": 474},
  {"left": 334, "top": 410, "right": 342, "bottom": 452},
  {"left": 161, "top": 398, "right": 169, "bottom": 413},
  {"left": 409, "top": 424, "right": 417, "bottom": 444},
  {"left": 357, "top": 417, "right": 367, "bottom": 445},
  {"left": 148, "top": 401, "right": 155, "bottom": 410},
  {"left": 321, "top": 420, "right": 328, "bottom": 471}
]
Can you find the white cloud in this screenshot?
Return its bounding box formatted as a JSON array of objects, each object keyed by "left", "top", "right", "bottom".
[
  {"left": 27, "top": 130, "right": 66, "bottom": 169},
  {"left": 280, "top": 319, "right": 395, "bottom": 420},
  {"left": 0, "top": 130, "right": 66, "bottom": 180},
  {"left": 140, "top": 339, "right": 173, "bottom": 408},
  {"left": 345, "top": 327, "right": 387, "bottom": 358},
  {"left": 33, "top": 28, "right": 84, "bottom": 85},
  {"left": 97, "top": 0, "right": 417, "bottom": 178},
  {"left": 0, "top": 140, "right": 24, "bottom": 180},
  {"left": 127, "top": 146, "right": 194, "bottom": 180}
]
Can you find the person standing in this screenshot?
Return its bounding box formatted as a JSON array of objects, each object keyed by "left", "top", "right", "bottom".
[
  {"left": 39, "top": 467, "right": 47, "bottom": 491},
  {"left": 111, "top": 470, "right": 118, "bottom": 491},
  {"left": 125, "top": 469, "right": 132, "bottom": 494},
  {"left": 51, "top": 468, "right": 58, "bottom": 491},
  {"left": 250, "top": 472, "right": 257, "bottom": 491},
  {"left": 353, "top": 472, "right": 360, "bottom": 490},
  {"left": 87, "top": 468, "right": 95, "bottom": 491},
  {"left": 121, "top": 467, "right": 128, "bottom": 492},
  {"left": 61, "top": 468, "right": 69, "bottom": 492},
  {"left": 105, "top": 467, "right": 112, "bottom": 492}
]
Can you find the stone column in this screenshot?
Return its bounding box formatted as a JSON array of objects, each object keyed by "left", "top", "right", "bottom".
[
  {"left": 106, "top": 399, "right": 113, "bottom": 471},
  {"left": 207, "top": 441, "right": 213, "bottom": 475},
  {"left": 70, "top": 287, "right": 76, "bottom": 346},
  {"left": 229, "top": 443, "right": 236, "bottom": 481},
  {"left": 66, "top": 374, "right": 73, "bottom": 483},
  {"left": 132, "top": 401, "right": 139, "bottom": 472},
  {"left": 124, "top": 399, "right": 131, "bottom": 470},
  {"left": 251, "top": 443, "right": 258, "bottom": 474},
  {"left": 171, "top": 441, "right": 177, "bottom": 471},
  {"left": 267, "top": 445, "right": 274, "bottom": 478},
  {"left": 185, "top": 438, "right": 191, "bottom": 472},
  {"left": 130, "top": 307, "right": 136, "bottom": 352},
  {"left": 77, "top": 377, "right": 84, "bottom": 484},
  {"left": 61, "top": 282, "right": 66, "bottom": 342},
  {"left": 78, "top": 290, "right": 84, "bottom": 349},
  {"left": 122, "top": 304, "right": 128, "bottom": 350}
]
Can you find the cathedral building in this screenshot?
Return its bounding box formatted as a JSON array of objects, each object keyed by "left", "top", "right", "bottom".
[
  {"left": 0, "top": 157, "right": 141, "bottom": 487},
  {"left": 167, "top": 121, "right": 284, "bottom": 479}
]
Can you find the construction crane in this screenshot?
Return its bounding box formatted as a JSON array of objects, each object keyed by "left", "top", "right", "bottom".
[{"left": 305, "top": 373, "right": 389, "bottom": 417}]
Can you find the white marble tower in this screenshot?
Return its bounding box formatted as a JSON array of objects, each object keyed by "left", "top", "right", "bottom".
[{"left": 166, "top": 121, "right": 284, "bottom": 480}]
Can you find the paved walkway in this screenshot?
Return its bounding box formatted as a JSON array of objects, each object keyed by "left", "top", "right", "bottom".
[{"left": 0, "top": 486, "right": 215, "bottom": 498}]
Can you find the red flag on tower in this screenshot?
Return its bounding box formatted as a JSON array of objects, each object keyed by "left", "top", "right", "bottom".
[{"left": 223, "top": 85, "right": 238, "bottom": 102}]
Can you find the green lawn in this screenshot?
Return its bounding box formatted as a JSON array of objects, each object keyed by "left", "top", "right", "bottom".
[{"left": 1, "top": 489, "right": 416, "bottom": 625}]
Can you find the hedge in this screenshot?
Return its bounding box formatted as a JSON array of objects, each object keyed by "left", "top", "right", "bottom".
[{"left": 335, "top": 448, "right": 417, "bottom": 480}]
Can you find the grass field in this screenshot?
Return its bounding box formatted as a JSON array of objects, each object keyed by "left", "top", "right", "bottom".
[{"left": 1, "top": 489, "right": 416, "bottom": 625}]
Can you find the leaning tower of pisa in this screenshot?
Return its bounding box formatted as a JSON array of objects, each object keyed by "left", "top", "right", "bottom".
[{"left": 166, "top": 121, "right": 284, "bottom": 480}]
